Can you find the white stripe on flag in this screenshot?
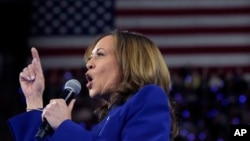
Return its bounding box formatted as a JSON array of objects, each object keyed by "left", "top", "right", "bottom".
[
  {"left": 116, "top": 15, "right": 250, "bottom": 28},
  {"left": 28, "top": 53, "right": 250, "bottom": 69}
]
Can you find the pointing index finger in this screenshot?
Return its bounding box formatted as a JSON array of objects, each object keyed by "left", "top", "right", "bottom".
[
  {"left": 30, "top": 47, "right": 43, "bottom": 75},
  {"left": 31, "top": 47, "right": 41, "bottom": 62}
]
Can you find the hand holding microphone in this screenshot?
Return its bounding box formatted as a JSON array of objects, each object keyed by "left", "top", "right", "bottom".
[{"left": 36, "top": 79, "right": 81, "bottom": 140}]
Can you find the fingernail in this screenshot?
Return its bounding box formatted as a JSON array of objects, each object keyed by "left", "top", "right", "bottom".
[{"left": 30, "top": 76, "right": 35, "bottom": 80}]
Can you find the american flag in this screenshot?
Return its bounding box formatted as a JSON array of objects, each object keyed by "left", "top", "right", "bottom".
[{"left": 28, "top": 0, "right": 250, "bottom": 70}]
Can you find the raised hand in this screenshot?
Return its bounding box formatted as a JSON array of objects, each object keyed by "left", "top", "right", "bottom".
[{"left": 19, "top": 47, "right": 45, "bottom": 109}]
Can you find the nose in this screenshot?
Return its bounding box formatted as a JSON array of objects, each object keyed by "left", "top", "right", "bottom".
[{"left": 86, "top": 61, "right": 95, "bottom": 69}]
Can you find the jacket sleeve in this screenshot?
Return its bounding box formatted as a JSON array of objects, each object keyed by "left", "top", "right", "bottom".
[
  {"left": 8, "top": 111, "right": 100, "bottom": 141},
  {"left": 8, "top": 111, "right": 45, "bottom": 141},
  {"left": 50, "top": 120, "right": 104, "bottom": 141},
  {"left": 121, "top": 84, "right": 172, "bottom": 141}
]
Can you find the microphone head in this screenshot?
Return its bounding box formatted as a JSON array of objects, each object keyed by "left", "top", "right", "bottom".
[{"left": 64, "top": 79, "right": 81, "bottom": 94}]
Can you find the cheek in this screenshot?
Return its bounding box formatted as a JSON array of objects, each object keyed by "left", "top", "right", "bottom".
[
  {"left": 100, "top": 67, "right": 121, "bottom": 91},
  {"left": 104, "top": 70, "right": 121, "bottom": 88}
]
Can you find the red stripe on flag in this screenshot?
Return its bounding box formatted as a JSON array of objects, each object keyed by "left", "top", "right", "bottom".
[
  {"left": 126, "top": 26, "right": 250, "bottom": 35},
  {"left": 117, "top": 6, "right": 250, "bottom": 16},
  {"left": 160, "top": 45, "right": 250, "bottom": 54},
  {"left": 169, "top": 65, "right": 250, "bottom": 74},
  {"left": 38, "top": 48, "right": 86, "bottom": 56}
]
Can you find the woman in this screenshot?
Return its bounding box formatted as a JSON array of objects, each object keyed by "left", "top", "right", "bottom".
[{"left": 8, "top": 29, "right": 179, "bottom": 141}]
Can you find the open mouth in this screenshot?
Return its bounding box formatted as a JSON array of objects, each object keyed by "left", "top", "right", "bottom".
[
  {"left": 85, "top": 74, "right": 93, "bottom": 82},
  {"left": 85, "top": 74, "right": 93, "bottom": 89}
]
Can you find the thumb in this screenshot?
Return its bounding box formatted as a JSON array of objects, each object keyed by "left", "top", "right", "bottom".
[{"left": 68, "top": 99, "right": 76, "bottom": 112}]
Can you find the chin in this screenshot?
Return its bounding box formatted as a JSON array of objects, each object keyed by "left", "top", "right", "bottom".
[
  {"left": 89, "top": 90, "right": 101, "bottom": 98},
  {"left": 88, "top": 90, "right": 95, "bottom": 97}
]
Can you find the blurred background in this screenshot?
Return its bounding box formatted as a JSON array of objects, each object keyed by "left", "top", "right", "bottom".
[{"left": 0, "top": 0, "right": 250, "bottom": 141}]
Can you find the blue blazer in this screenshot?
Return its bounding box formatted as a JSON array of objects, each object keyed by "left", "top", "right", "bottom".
[{"left": 8, "top": 84, "right": 172, "bottom": 141}]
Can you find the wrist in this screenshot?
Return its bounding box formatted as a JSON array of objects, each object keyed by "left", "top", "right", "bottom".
[
  {"left": 26, "top": 107, "right": 43, "bottom": 112},
  {"left": 26, "top": 98, "right": 43, "bottom": 110}
]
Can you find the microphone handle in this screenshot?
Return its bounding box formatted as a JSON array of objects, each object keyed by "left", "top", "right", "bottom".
[{"left": 35, "top": 119, "right": 53, "bottom": 140}]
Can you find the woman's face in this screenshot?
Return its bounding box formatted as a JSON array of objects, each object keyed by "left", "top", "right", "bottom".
[{"left": 85, "top": 35, "right": 121, "bottom": 99}]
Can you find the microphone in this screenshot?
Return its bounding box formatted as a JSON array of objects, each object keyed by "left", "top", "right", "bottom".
[{"left": 35, "top": 79, "right": 81, "bottom": 140}]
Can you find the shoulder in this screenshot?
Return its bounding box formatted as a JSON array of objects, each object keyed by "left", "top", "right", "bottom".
[
  {"left": 110, "top": 84, "right": 170, "bottom": 119},
  {"left": 138, "top": 84, "right": 166, "bottom": 94},
  {"left": 126, "top": 84, "right": 169, "bottom": 114},
  {"left": 132, "top": 84, "right": 168, "bottom": 103}
]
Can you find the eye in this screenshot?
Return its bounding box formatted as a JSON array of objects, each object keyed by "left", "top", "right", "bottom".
[{"left": 97, "top": 52, "right": 104, "bottom": 57}]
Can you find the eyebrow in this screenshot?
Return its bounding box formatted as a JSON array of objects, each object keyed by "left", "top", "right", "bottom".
[
  {"left": 90, "top": 48, "right": 105, "bottom": 56},
  {"left": 96, "top": 48, "right": 105, "bottom": 52}
]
